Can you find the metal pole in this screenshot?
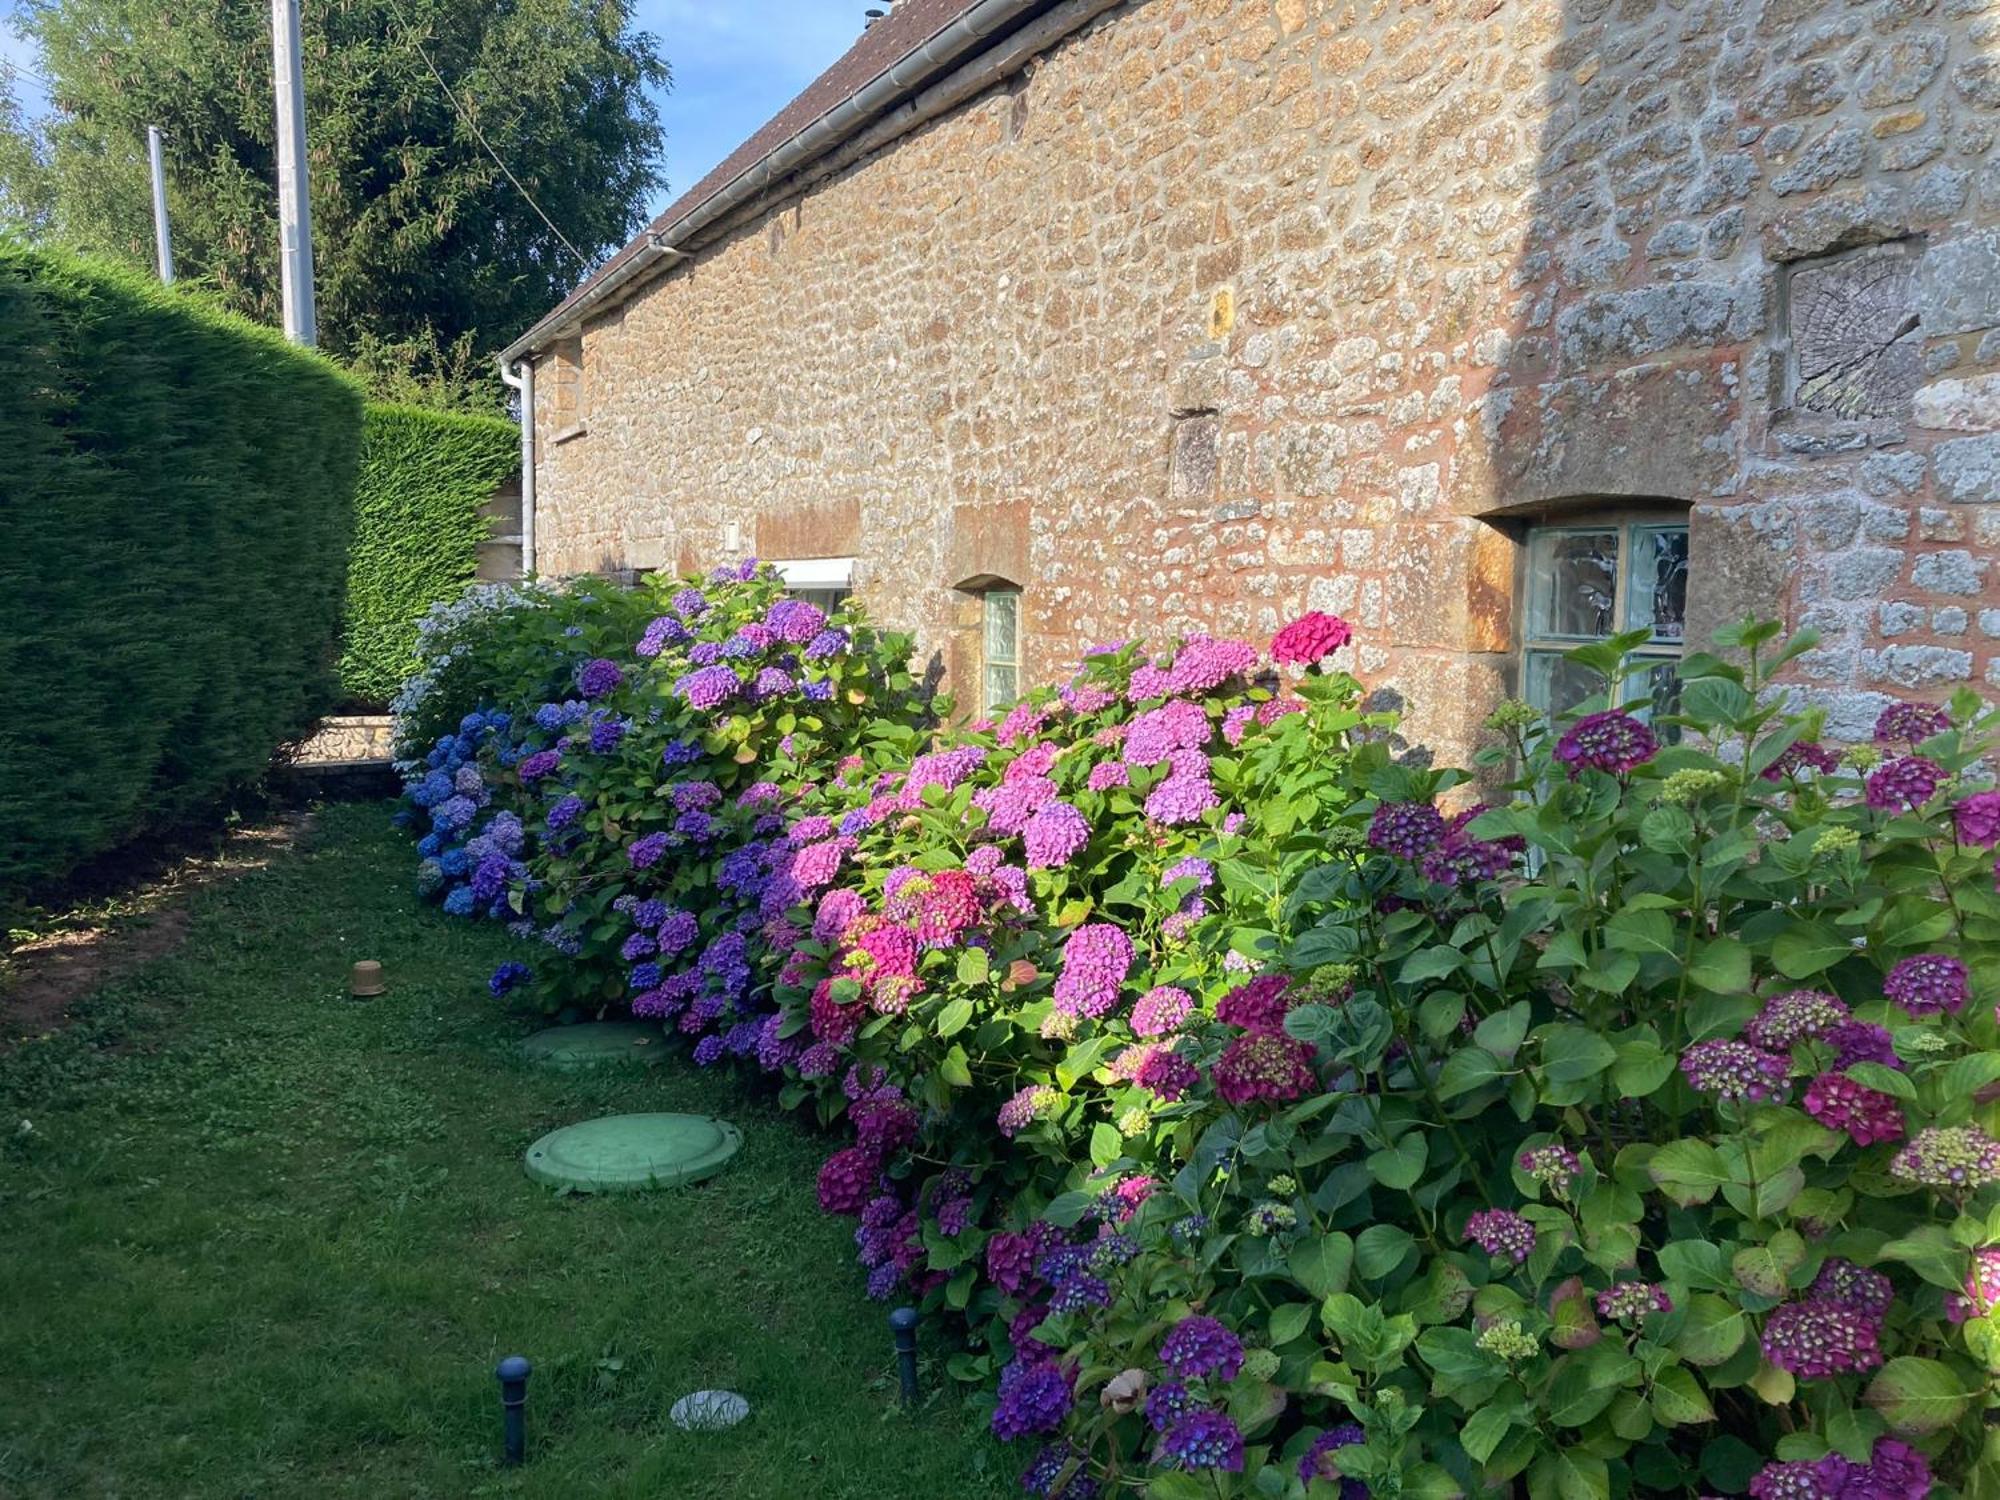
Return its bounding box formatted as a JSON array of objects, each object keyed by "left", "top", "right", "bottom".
[
  {"left": 269, "top": 0, "right": 317, "bottom": 345},
  {"left": 146, "top": 126, "right": 174, "bottom": 284},
  {"left": 494, "top": 1355, "right": 530, "bottom": 1465},
  {"left": 889, "top": 1307, "right": 919, "bottom": 1406}
]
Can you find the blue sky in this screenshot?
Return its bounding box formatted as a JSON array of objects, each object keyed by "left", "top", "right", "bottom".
[{"left": 0, "top": 0, "right": 864, "bottom": 221}]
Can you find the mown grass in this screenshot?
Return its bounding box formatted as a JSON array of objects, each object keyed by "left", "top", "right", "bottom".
[{"left": 0, "top": 801, "right": 1012, "bottom": 1499}]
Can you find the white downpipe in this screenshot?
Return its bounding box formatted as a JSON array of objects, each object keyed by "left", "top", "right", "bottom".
[{"left": 498, "top": 357, "right": 536, "bottom": 578}]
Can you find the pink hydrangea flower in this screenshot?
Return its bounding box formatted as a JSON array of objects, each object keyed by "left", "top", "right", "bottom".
[{"left": 1270, "top": 611, "right": 1353, "bottom": 665}]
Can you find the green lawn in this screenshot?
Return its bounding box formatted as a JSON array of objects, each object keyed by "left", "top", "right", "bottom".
[{"left": 0, "top": 802, "right": 1012, "bottom": 1499}]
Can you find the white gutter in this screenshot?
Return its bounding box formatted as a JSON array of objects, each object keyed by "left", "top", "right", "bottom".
[
  {"left": 497, "top": 357, "right": 536, "bottom": 578},
  {"left": 498, "top": 0, "right": 1111, "bottom": 363}
]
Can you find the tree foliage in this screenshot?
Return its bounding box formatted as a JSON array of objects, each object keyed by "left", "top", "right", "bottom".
[{"left": 3, "top": 0, "right": 667, "bottom": 397}]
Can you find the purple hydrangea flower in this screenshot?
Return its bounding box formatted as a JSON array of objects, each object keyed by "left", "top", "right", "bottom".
[
  {"left": 1131, "top": 985, "right": 1195, "bottom": 1038},
  {"left": 628, "top": 832, "right": 670, "bottom": 869},
  {"left": 1298, "top": 1423, "right": 1366, "bottom": 1491},
  {"left": 1554, "top": 710, "right": 1657, "bottom": 776},
  {"left": 545, "top": 794, "right": 585, "bottom": 831},
  {"left": 1680, "top": 1038, "right": 1790, "bottom": 1103},
  {"left": 1052, "top": 923, "right": 1134, "bottom": 1018},
  {"left": 1023, "top": 801, "right": 1090, "bottom": 868},
  {"left": 1158, "top": 1315, "right": 1243, "bottom": 1380},
  {"left": 1145, "top": 1380, "right": 1197, "bottom": 1433},
  {"left": 1746, "top": 989, "right": 1850, "bottom": 1049},
  {"left": 676, "top": 664, "right": 740, "bottom": 710},
  {"left": 517, "top": 749, "right": 561, "bottom": 782},
  {"left": 488, "top": 961, "right": 531, "bottom": 997},
  {"left": 1865, "top": 755, "right": 1943, "bottom": 811},
  {"left": 1154, "top": 1410, "right": 1244, "bottom": 1473},
  {"left": 577, "top": 658, "right": 623, "bottom": 699},
  {"left": 1143, "top": 772, "right": 1219, "bottom": 825},
  {"left": 1891, "top": 1125, "right": 2000, "bottom": 1191},
  {"left": 1464, "top": 1208, "right": 1536, "bottom": 1263},
  {"left": 1760, "top": 1299, "right": 1882, "bottom": 1378},
  {"left": 1368, "top": 801, "right": 1446, "bottom": 858},
  {"left": 991, "top": 1359, "right": 1072, "bottom": 1440},
  {"left": 1810, "top": 1258, "right": 1893, "bottom": 1318},
  {"left": 1883, "top": 953, "right": 1968, "bottom": 1014},
  {"left": 1873, "top": 701, "right": 1950, "bottom": 745}
]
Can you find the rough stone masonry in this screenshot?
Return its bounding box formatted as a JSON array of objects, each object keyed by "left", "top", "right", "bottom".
[{"left": 519, "top": 0, "right": 2000, "bottom": 766}]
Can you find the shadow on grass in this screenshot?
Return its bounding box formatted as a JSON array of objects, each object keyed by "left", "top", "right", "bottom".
[{"left": 0, "top": 801, "right": 1012, "bottom": 1499}]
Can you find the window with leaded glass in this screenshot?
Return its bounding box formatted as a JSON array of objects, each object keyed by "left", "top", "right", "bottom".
[
  {"left": 1521, "top": 519, "right": 1688, "bottom": 720},
  {"left": 982, "top": 588, "right": 1021, "bottom": 714}
]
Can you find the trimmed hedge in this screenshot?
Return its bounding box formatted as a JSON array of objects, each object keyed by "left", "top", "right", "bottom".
[
  {"left": 339, "top": 404, "right": 517, "bottom": 705},
  {"left": 0, "top": 246, "right": 363, "bottom": 892}
]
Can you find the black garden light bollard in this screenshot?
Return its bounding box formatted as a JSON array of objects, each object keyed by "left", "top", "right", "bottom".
[
  {"left": 889, "top": 1306, "right": 920, "bottom": 1407},
  {"left": 495, "top": 1354, "right": 532, "bottom": 1465}
]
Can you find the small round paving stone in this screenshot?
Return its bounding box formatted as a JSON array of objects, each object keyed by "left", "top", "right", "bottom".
[
  {"left": 523, "top": 1112, "right": 742, "bottom": 1194},
  {"left": 520, "top": 1020, "right": 665, "bottom": 1071},
  {"left": 670, "top": 1389, "right": 750, "bottom": 1431}
]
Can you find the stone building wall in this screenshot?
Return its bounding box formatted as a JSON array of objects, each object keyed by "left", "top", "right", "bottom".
[{"left": 528, "top": 0, "right": 2000, "bottom": 764}]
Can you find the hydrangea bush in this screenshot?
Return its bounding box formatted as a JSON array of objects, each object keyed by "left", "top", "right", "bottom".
[{"left": 395, "top": 587, "right": 1999, "bottom": 1498}]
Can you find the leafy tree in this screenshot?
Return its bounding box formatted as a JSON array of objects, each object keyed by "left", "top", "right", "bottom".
[{"left": 2, "top": 0, "right": 666, "bottom": 396}]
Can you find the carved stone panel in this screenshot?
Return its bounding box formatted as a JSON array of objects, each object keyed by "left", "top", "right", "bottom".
[{"left": 1785, "top": 243, "right": 1923, "bottom": 424}]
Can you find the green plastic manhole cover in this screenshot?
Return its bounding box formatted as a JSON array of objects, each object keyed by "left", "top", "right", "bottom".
[
  {"left": 521, "top": 1021, "right": 665, "bottom": 1071},
  {"left": 524, "top": 1113, "right": 742, "bottom": 1194}
]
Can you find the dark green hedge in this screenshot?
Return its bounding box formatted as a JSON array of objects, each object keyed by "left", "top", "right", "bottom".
[
  {"left": 338, "top": 403, "right": 517, "bottom": 705},
  {"left": 0, "top": 247, "right": 363, "bottom": 892}
]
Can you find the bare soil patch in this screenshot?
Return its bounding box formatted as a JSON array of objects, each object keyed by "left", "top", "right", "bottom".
[{"left": 1, "top": 812, "right": 316, "bottom": 1045}]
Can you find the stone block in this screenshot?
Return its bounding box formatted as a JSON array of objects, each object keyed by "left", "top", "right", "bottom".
[
  {"left": 1916, "top": 229, "right": 2000, "bottom": 336},
  {"left": 1936, "top": 434, "right": 2000, "bottom": 502}
]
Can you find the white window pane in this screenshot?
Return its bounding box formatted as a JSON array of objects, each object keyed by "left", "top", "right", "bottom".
[
  {"left": 1528, "top": 530, "right": 1619, "bottom": 641},
  {"left": 1626, "top": 528, "right": 1688, "bottom": 643},
  {"left": 1525, "top": 650, "right": 1604, "bottom": 716},
  {"left": 984, "top": 664, "right": 1018, "bottom": 713},
  {"left": 984, "top": 591, "right": 1019, "bottom": 662}
]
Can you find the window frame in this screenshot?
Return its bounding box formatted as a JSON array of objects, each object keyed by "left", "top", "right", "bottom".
[
  {"left": 981, "top": 586, "right": 1022, "bottom": 716},
  {"left": 1517, "top": 511, "right": 1689, "bottom": 721},
  {"left": 772, "top": 556, "right": 855, "bottom": 615}
]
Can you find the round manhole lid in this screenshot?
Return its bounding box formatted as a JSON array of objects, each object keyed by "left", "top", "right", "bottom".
[
  {"left": 524, "top": 1112, "right": 741, "bottom": 1193},
  {"left": 521, "top": 1021, "right": 665, "bottom": 1070}
]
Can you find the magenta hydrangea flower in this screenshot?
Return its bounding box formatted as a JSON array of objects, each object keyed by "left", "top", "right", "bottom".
[
  {"left": 1368, "top": 801, "right": 1446, "bottom": 858},
  {"left": 1749, "top": 1454, "right": 1860, "bottom": 1499},
  {"left": 1554, "top": 710, "right": 1657, "bottom": 776},
  {"left": 1270, "top": 611, "right": 1353, "bottom": 666},
  {"left": 1131, "top": 985, "right": 1195, "bottom": 1038},
  {"left": 1746, "top": 989, "right": 1850, "bottom": 1049},
  {"left": 1865, "top": 755, "right": 1943, "bottom": 811},
  {"left": 1212, "top": 1032, "right": 1316, "bottom": 1105},
  {"left": 1951, "top": 1246, "right": 2000, "bottom": 1323},
  {"left": 1023, "top": 801, "right": 1091, "bottom": 869},
  {"left": 816, "top": 1147, "right": 879, "bottom": 1215},
  {"left": 1883, "top": 952, "right": 1968, "bottom": 1014},
  {"left": 1052, "top": 923, "right": 1134, "bottom": 1018},
  {"left": 1060, "top": 680, "right": 1117, "bottom": 714},
  {"left": 1518, "top": 1144, "right": 1580, "bottom": 1188},
  {"left": 1873, "top": 701, "right": 1950, "bottom": 745},
  {"left": 1085, "top": 760, "right": 1129, "bottom": 791},
  {"left": 1154, "top": 1410, "right": 1244, "bottom": 1473},
  {"left": 1954, "top": 789, "right": 2000, "bottom": 847},
  {"left": 1127, "top": 1046, "right": 1200, "bottom": 1102},
  {"left": 1464, "top": 1209, "right": 1536, "bottom": 1263},
  {"left": 1595, "top": 1282, "right": 1672, "bottom": 1323},
  {"left": 1761, "top": 739, "right": 1841, "bottom": 781},
  {"left": 1862, "top": 1439, "right": 1934, "bottom": 1500},
  {"left": 1158, "top": 1315, "right": 1244, "bottom": 1380},
  {"left": 1891, "top": 1125, "right": 2000, "bottom": 1191},
  {"left": 1215, "top": 974, "right": 1294, "bottom": 1033},
  {"left": 766, "top": 597, "right": 827, "bottom": 643},
  {"left": 1680, "top": 1038, "right": 1789, "bottom": 1102},
  {"left": 1803, "top": 1072, "right": 1904, "bottom": 1147},
  {"left": 1760, "top": 1299, "right": 1882, "bottom": 1378}
]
